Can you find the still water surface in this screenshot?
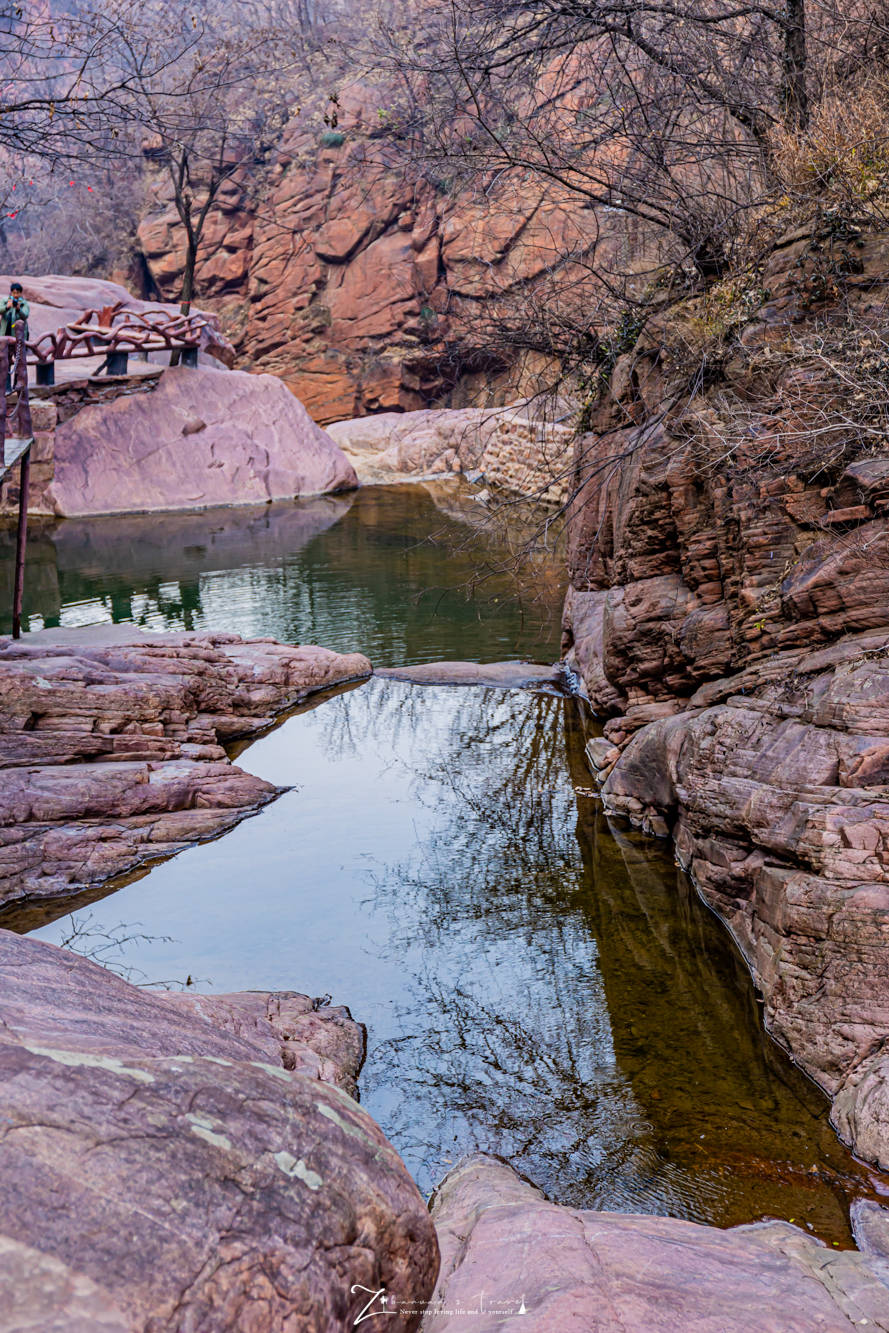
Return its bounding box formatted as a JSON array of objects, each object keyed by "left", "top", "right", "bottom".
[{"left": 3, "top": 484, "right": 886, "bottom": 1244}]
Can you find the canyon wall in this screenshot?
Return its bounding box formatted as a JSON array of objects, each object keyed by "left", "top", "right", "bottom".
[
  {"left": 562, "top": 226, "right": 889, "bottom": 1168},
  {"left": 137, "top": 79, "right": 602, "bottom": 424}
]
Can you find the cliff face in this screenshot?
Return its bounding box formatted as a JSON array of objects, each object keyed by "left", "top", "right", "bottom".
[
  {"left": 138, "top": 77, "right": 600, "bottom": 424},
  {"left": 563, "top": 226, "right": 889, "bottom": 1169}
]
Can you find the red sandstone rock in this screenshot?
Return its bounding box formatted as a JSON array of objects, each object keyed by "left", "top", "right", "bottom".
[
  {"left": 136, "top": 73, "right": 609, "bottom": 423},
  {"left": 49, "top": 365, "right": 357, "bottom": 517},
  {"left": 426, "top": 1155, "right": 889, "bottom": 1331},
  {"left": 0, "top": 930, "right": 437, "bottom": 1331},
  {"left": 562, "top": 231, "right": 889, "bottom": 1169},
  {"left": 0, "top": 625, "right": 371, "bottom": 906}
]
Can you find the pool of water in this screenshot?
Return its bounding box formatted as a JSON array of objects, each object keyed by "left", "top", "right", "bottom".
[
  {"left": 0, "top": 484, "right": 563, "bottom": 663},
  {"left": 3, "top": 482, "right": 886, "bottom": 1245}
]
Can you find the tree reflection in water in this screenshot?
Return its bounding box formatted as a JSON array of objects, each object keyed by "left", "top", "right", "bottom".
[
  {"left": 353, "top": 685, "right": 884, "bottom": 1244},
  {"left": 21, "top": 676, "right": 888, "bottom": 1246}
]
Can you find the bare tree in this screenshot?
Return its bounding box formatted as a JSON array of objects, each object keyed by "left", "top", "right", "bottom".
[
  {"left": 101, "top": 0, "right": 308, "bottom": 316},
  {"left": 377, "top": 0, "right": 888, "bottom": 282}
]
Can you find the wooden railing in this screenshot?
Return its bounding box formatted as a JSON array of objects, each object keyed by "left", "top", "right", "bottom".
[{"left": 24, "top": 302, "right": 225, "bottom": 384}]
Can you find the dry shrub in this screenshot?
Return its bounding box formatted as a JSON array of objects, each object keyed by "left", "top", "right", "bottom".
[{"left": 770, "top": 75, "right": 889, "bottom": 223}]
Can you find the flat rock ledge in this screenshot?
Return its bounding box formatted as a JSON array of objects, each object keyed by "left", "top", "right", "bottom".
[
  {"left": 376, "top": 660, "right": 565, "bottom": 690},
  {"left": 424, "top": 1155, "right": 889, "bottom": 1332},
  {"left": 0, "top": 929, "right": 438, "bottom": 1331},
  {"left": 0, "top": 625, "right": 371, "bottom": 907}
]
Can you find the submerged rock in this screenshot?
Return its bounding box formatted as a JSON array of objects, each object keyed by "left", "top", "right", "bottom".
[
  {"left": 376, "top": 661, "right": 565, "bottom": 689},
  {"left": 0, "top": 626, "right": 371, "bottom": 907},
  {"left": 425, "top": 1155, "right": 889, "bottom": 1331},
  {"left": 0, "top": 930, "right": 438, "bottom": 1331}
]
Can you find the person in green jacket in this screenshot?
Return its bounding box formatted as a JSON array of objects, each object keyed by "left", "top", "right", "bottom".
[{"left": 0, "top": 282, "right": 29, "bottom": 339}]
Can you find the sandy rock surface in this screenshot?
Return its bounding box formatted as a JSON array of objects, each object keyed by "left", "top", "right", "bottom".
[
  {"left": 0, "top": 625, "right": 371, "bottom": 907},
  {"left": 0, "top": 929, "right": 437, "bottom": 1332},
  {"left": 425, "top": 1155, "right": 889, "bottom": 1332}
]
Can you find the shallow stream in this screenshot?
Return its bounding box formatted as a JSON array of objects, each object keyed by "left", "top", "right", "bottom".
[{"left": 2, "top": 483, "right": 887, "bottom": 1245}]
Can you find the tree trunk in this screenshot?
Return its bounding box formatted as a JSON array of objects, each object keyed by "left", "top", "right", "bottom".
[
  {"left": 781, "top": 0, "right": 808, "bottom": 131},
  {"left": 170, "top": 240, "right": 196, "bottom": 367}
]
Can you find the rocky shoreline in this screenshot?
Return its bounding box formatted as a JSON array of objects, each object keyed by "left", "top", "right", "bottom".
[
  {"left": 0, "top": 625, "right": 370, "bottom": 909},
  {"left": 4, "top": 924, "right": 889, "bottom": 1330},
  {"left": 561, "top": 229, "right": 889, "bottom": 1177},
  {"left": 4, "top": 622, "right": 889, "bottom": 1328}
]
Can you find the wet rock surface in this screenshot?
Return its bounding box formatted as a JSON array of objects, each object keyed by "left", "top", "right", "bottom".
[
  {"left": 0, "top": 930, "right": 438, "bottom": 1331},
  {"left": 0, "top": 625, "right": 370, "bottom": 907},
  {"left": 376, "top": 661, "right": 565, "bottom": 690},
  {"left": 562, "top": 230, "right": 889, "bottom": 1168},
  {"left": 425, "top": 1155, "right": 889, "bottom": 1332}
]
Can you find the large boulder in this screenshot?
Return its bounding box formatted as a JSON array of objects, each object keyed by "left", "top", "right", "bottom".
[
  {"left": 49, "top": 365, "right": 358, "bottom": 517},
  {"left": 327, "top": 403, "right": 574, "bottom": 501},
  {"left": 0, "top": 929, "right": 438, "bottom": 1331},
  {"left": 326, "top": 407, "right": 500, "bottom": 482},
  {"left": 425, "top": 1155, "right": 889, "bottom": 1331},
  {"left": 0, "top": 625, "right": 371, "bottom": 907}
]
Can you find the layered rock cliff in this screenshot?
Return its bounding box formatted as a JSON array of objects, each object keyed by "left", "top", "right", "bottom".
[
  {"left": 562, "top": 225, "right": 889, "bottom": 1170},
  {"left": 138, "top": 79, "right": 600, "bottom": 423}
]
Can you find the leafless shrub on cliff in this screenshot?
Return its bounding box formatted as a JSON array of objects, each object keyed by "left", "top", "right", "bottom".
[
  {"left": 368, "top": 0, "right": 889, "bottom": 407},
  {"left": 673, "top": 312, "right": 889, "bottom": 483},
  {"left": 770, "top": 72, "right": 889, "bottom": 228}
]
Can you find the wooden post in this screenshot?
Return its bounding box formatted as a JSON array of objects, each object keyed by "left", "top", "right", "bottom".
[
  {"left": 12, "top": 445, "right": 30, "bottom": 640},
  {"left": 11, "top": 322, "right": 31, "bottom": 640},
  {"left": 13, "top": 320, "right": 31, "bottom": 438},
  {"left": 0, "top": 340, "right": 8, "bottom": 454}
]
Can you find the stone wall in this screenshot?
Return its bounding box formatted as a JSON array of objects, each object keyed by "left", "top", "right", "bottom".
[
  {"left": 0, "top": 398, "right": 58, "bottom": 517},
  {"left": 480, "top": 410, "right": 574, "bottom": 506}
]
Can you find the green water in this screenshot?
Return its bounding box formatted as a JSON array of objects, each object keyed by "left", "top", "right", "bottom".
[
  {"left": 0, "top": 485, "right": 561, "bottom": 662},
  {"left": 3, "top": 482, "right": 886, "bottom": 1245}
]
